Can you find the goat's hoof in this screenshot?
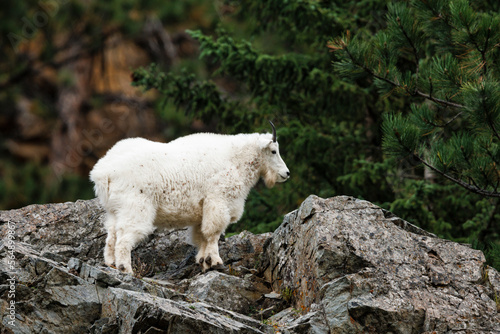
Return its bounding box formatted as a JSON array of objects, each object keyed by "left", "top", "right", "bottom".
[
  {"left": 118, "top": 264, "right": 126, "bottom": 272},
  {"left": 199, "top": 257, "right": 204, "bottom": 265},
  {"left": 205, "top": 256, "right": 212, "bottom": 267}
]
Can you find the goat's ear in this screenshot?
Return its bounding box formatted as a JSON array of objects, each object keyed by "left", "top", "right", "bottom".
[{"left": 259, "top": 138, "right": 273, "bottom": 150}]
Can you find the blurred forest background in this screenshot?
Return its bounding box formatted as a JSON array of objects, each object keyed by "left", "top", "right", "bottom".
[{"left": 1, "top": 0, "right": 499, "bottom": 268}]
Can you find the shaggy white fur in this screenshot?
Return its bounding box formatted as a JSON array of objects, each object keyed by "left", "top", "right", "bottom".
[{"left": 90, "top": 131, "right": 289, "bottom": 273}]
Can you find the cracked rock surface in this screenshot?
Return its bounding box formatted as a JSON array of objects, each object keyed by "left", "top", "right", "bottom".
[{"left": 1, "top": 195, "right": 499, "bottom": 333}]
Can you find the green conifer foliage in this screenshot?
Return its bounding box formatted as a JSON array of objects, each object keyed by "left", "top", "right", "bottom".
[{"left": 330, "top": 0, "right": 500, "bottom": 197}]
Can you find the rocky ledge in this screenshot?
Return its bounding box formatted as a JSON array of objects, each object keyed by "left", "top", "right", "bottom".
[{"left": 1, "top": 195, "right": 499, "bottom": 333}]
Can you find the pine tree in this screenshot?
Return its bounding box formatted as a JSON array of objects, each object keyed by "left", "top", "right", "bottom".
[{"left": 329, "top": 0, "right": 500, "bottom": 197}]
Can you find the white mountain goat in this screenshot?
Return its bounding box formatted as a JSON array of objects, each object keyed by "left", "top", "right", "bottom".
[{"left": 90, "top": 122, "right": 290, "bottom": 273}]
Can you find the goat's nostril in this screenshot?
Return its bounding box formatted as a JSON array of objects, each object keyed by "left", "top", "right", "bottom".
[{"left": 286, "top": 171, "right": 290, "bottom": 176}]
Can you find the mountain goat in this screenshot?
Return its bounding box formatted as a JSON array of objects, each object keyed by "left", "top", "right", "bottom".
[{"left": 90, "top": 122, "right": 290, "bottom": 273}]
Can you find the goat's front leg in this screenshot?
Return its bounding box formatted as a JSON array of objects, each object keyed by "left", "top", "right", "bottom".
[
  {"left": 202, "top": 235, "right": 224, "bottom": 271},
  {"left": 199, "top": 200, "right": 228, "bottom": 271},
  {"left": 190, "top": 225, "right": 208, "bottom": 266}
]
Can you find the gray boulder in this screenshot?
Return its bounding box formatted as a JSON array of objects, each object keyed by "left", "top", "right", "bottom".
[
  {"left": 185, "top": 270, "right": 269, "bottom": 314},
  {"left": 1, "top": 195, "right": 499, "bottom": 333},
  {"left": 100, "top": 287, "right": 269, "bottom": 334},
  {"left": 0, "top": 240, "right": 273, "bottom": 333},
  {"left": 263, "top": 195, "right": 500, "bottom": 333},
  {"left": 0, "top": 242, "right": 101, "bottom": 333},
  {"left": 0, "top": 199, "right": 106, "bottom": 265}
]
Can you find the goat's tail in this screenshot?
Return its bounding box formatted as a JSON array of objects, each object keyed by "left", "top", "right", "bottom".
[{"left": 89, "top": 168, "right": 110, "bottom": 207}]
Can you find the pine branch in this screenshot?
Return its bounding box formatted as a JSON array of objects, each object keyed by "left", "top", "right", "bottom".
[
  {"left": 414, "top": 154, "right": 500, "bottom": 197},
  {"left": 418, "top": 0, "right": 457, "bottom": 33},
  {"left": 463, "top": 20, "right": 489, "bottom": 76},
  {"left": 485, "top": 147, "right": 500, "bottom": 168},
  {"left": 482, "top": 27, "right": 491, "bottom": 74},
  {"left": 469, "top": 176, "right": 481, "bottom": 190},
  {"left": 461, "top": 146, "right": 493, "bottom": 188},
  {"left": 479, "top": 87, "right": 500, "bottom": 142},
  {"left": 342, "top": 45, "right": 465, "bottom": 109},
  {"left": 391, "top": 126, "right": 500, "bottom": 197},
  {"left": 396, "top": 17, "right": 420, "bottom": 93},
  {"left": 432, "top": 110, "right": 463, "bottom": 128},
  {"left": 414, "top": 90, "right": 465, "bottom": 109},
  {"left": 490, "top": 122, "right": 500, "bottom": 143}
]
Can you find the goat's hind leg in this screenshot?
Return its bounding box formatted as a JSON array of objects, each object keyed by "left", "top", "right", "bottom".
[
  {"left": 114, "top": 203, "right": 156, "bottom": 274},
  {"left": 103, "top": 212, "right": 117, "bottom": 267},
  {"left": 114, "top": 230, "right": 146, "bottom": 273}
]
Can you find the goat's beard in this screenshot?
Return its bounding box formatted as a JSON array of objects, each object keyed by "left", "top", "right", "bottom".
[{"left": 263, "top": 170, "right": 277, "bottom": 188}]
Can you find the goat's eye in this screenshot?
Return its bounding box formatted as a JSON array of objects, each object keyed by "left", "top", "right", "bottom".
[{"left": 272, "top": 150, "right": 277, "bottom": 154}]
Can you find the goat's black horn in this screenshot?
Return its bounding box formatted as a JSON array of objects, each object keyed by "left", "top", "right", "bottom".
[{"left": 269, "top": 121, "right": 277, "bottom": 142}]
